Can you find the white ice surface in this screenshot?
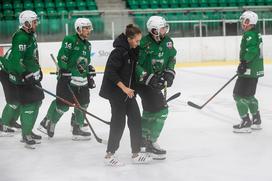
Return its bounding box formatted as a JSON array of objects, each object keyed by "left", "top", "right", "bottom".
[{"left": 0, "top": 65, "right": 272, "bottom": 181}]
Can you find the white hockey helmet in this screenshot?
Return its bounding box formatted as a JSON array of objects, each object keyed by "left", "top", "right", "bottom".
[
  {"left": 240, "top": 10, "right": 258, "bottom": 25},
  {"left": 19, "top": 10, "right": 38, "bottom": 28},
  {"left": 146, "top": 16, "right": 169, "bottom": 36},
  {"left": 74, "top": 18, "right": 93, "bottom": 34}
]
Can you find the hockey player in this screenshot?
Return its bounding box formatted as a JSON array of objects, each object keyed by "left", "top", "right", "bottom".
[
  {"left": 135, "top": 16, "right": 177, "bottom": 160},
  {"left": 3, "top": 10, "right": 44, "bottom": 148},
  {"left": 233, "top": 11, "right": 264, "bottom": 133},
  {"left": 100, "top": 24, "right": 152, "bottom": 166},
  {"left": 38, "top": 18, "right": 95, "bottom": 140},
  {"left": 0, "top": 56, "right": 20, "bottom": 137}
]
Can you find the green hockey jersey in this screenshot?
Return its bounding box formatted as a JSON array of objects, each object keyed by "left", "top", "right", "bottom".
[
  {"left": 239, "top": 28, "right": 264, "bottom": 78},
  {"left": 57, "top": 34, "right": 91, "bottom": 86},
  {"left": 6, "top": 29, "right": 40, "bottom": 75},
  {"left": 136, "top": 34, "right": 177, "bottom": 81}
]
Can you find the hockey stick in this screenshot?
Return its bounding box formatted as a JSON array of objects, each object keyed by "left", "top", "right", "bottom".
[
  {"left": 49, "top": 71, "right": 104, "bottom": 75},
  {"left": 166, "top": 92, "right": 181, "bottom": 103},
  {"left": 67, "top": 85, "right": 107, "bottom": 144},
  {"left": 35, "top": 85, "right": 110, "bottom": 125},
  {"left": 187, "top": 74, "right": 238, "bottom": 109}
]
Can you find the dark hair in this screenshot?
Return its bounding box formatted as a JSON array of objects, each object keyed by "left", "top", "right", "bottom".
[{"left": 125, "top": 24, "right": 141, "bottom": 39}]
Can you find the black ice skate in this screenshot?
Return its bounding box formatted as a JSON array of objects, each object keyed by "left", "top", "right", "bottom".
[
  {"left": 20, "top": 132, "right": 42, "bottom": 144},
  {"left": 71, "top": 113, "right": 89, "bottom": 130},
  {"left": 22, "top": 135, "right": 37, "bottom": 149},
  {"left": 0, "top": 124, "right": 15, "bottom": 137},
  {"left": 145, "top": 140, "right": 166, "bottom": 160},
  {"left": 233, "top": 114, "right": 252, "bottom": 133},
  {"left": 31, "top": 132, "right": 42, "bottom": 144},
  {"left": 72, "top": 124, "right": 91, "bottom": 141},
  {"left": 251, "top": 111, "right": 262, "bottom": 130},
  {"left": 37, "top": 117, "right": 49, "bottom": 135},
  {"left": 47, "top": 121, "right": 56, "bottom": 138}
]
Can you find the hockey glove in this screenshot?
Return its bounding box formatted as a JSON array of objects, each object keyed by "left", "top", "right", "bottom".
[
  {"left": 143, "top": 74, "right": 165, "bottom": 90},
  {"left": 87, "top": 76, "right": 96, "bottom": 89},
  {"left": 237, "top": 61, "right": 247, "bottom": 74},
  {"left": 22, "top": 70, "right": 42, "bottom": 85},
  {"left": 88, "top": 65, "right": 96, "bottom": 77},
  {"left": 163, "top": 69, "right": 175, "bottom": 87}
]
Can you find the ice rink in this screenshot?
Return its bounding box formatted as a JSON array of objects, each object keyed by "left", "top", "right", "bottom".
[{"left": 0, "top": 64, "right": 272, "bottom": 181}]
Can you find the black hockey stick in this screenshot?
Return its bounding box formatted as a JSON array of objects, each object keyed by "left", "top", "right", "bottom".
[
  {"left": 67, "top": 85, "right": 107, "bottom": 144},
  {"left": 187, "top": 74, "right": 238, "bottom": 109},
  {"left": 166, "top": 92, "right": 181, "bottom": 103},
  {"left": 35, "top": 85, "right": 110, "bottom": 125}
]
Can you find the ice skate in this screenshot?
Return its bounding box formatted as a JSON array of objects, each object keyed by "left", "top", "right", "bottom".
[
  {"left": 233, "top": 114, "right": 252, "bottom": 133},
  {"left": 47, "top": 120, "right": 56, "bottom": 138},
  {"left": 0, "top": 124, "right": 15, "bottom": 137},
  {"left": 72, "top": 124, "right": 91, "bottom": 141},
  {"left": 37, "top": 117, "right": 49, "bottom": 135},
  {"left": 22, "top": 135, "right": 36, "bottom": 149},
  {"left": 145, "top": 141, "right": 167, "bottom": 160},
  {"left": 251, "top": 111, "right": 262, "bottom": 130}
]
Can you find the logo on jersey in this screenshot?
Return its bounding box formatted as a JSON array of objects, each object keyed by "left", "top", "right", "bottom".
[{"left": 166, "top": 42, "right": 173, "bottom": 49}]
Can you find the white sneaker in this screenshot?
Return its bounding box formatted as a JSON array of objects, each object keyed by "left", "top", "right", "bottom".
[
  {"left": 132, "top": 152, "right": 152, "bottom": 164},
  {"left": 104, "top": 154, "right": 125, "bottom": 167}
]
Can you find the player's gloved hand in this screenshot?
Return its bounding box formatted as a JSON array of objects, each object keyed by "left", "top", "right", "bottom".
[
  {"left": 163, "top": 69, "right": 175, "bottom": 87},
  {"left": 87, "top": 76, "right": 96, "bottom": 89},
  {"left": 143, "top": 74, "right": 165, "bottom": 90},
  {"left": 77, "top": 64, "right": 85, "bottom": 74},
  {"left": 88, "top": 65, "right": 96, "bottom": 77},
  {"left": 237, "top": 61, "right": 247, "bottom": 74},
  {"left": 22, "top": 70, "right": 42, "bottom": 85}
]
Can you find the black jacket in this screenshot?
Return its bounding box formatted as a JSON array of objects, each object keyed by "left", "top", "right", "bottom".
[{"left": 99, "top": 33, "right": 139, "bottom": 101}]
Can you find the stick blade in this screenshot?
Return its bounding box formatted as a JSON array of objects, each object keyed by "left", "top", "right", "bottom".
[
  {"left": 187, "top": 101, "right": 203, "bottom": 109},
  {"left": 166, "top": 92, "right": 181, "bottom": 102}
]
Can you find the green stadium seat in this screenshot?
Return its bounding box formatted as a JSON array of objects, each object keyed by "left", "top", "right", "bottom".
[
  {"left": 236, "top": 0, "right": 246, "bottom": 6},
  {"left": 179, "top": 0, "right": 190, "bottom": 8},
  {"left": 4, "top": 10, "right": 14, "bottom": 20},
  {"left": 13, "top": 2, "right": 23, "bottom": 11},
  {"left": 127, "top": 0, "right": 139, "bottom": 9},
  {"left": 86, "top": 1, "right": 97, "bottom": 10},
  {"left": 150, "top": 0, "right": 159, "bottom": 9},
  {"left": 159, "top": 0, "right": 169, "bottom": 8},
  {"left": 139, "top": 0, "right": 149, "bottom": 9},
  {"left": 218, "top": 0, "right": 227, "bottom": 7},
  {"left": 58, "top": 9, "right": 69, "bottom": 17},
  {"left": 45, "top": 2, "right": 55, "bottom": 9},
  {"left": 246, "top": 0, "right": 256, "bottom": 5},
  {"left": 266, "top": 0, "right": 272, "bottom": 5},
  {"left": 189, "top": 0, "right": 199, "bottom": 7},
  {"left": 76, "top": 1, "right": 87, "bottom": 10},
  {"left": 228, "top": 0, "right": 237, "bottom": 7},
  {"left": 256, "top": 0, "right": 265, "bottom": 5},
  {"left": 208, "top": 0, "right": 218, "bottom": 7},
  {"left": 3, "top": 3, "right": 13, "bottom": 10},
  {"left": 55, "top": 1, "right": 66, "bottom": 10},
  {"left": 24, "top": 1, "right": 34, "bottom": 10},
  {"left": 34, "top": 1, "right": 44, "bottom": 10},
  {"left": 66, "top": 0, "right": 76, "bottom": 11},
  {"left": 199, "top": 0, "right": 208, "bottom": 7},
  {"left": 169, "top": 0, "right": 179, "bottom": 8},
  {"left": 47, "top": 9, "right": 58, "bottom": 18}
]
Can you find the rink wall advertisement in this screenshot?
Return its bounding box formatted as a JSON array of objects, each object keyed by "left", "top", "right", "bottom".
[{"left": 1, "top": 35, "right": 272, "bottom": 69}]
